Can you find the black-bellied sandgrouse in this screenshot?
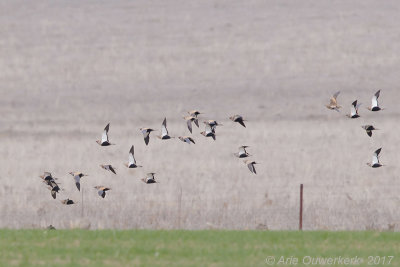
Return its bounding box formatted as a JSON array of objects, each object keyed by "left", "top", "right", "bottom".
[
  {"left": 124, "top": 145, "right": 142, "bottom": 168},
  {"left": 183, "top": 116, "right": 196, "bottom": 133},
  {"left": 368, "top": 90, "right": 382, "bottom": 111},
  {"left": 61, "top": 199, "right": 76, "bottom": 205},
  {"left": 200, "top": 122, "right": 216, "bottom": 140},
  {"left": 346, "top": 100, "right": 360, "bottom": 118},
  {"left": 69, "top": 172, "right": 87, "bottom": 191},
  {"left": 234, "top": 146, "right": 250, "bottom": 158},
  {"left": 141, "top": 173, "right": 157, "bottom": 184},
  {"left": 244, "top": 160, "right": 258, "bottom": 174},
  {"left": 367, "top": 148, "right": 383, "bottom": 168},
  {"left": 140, "top": 128, "right": 155, "bottom": 146},
  {"left": 100, "top": 164, "right": 117, "bottom": 174},
  {"left": 178, "top": 136, "right": 195, "bottom": 144},
  {"left": 229, "top": 115, "right": 246, "bottom": 127},
  {"left": 188, "top": 110, "right": 202, "bottom": 127},
  {"left": 361, "top": 125, "right": 378, "bottom": 137},
  {"left": 326, "top": 91, "right": 341, "bottom": 111},
  {"left": 157, "top": 118, "right": 173, "bottom": 140},
  {"left": 96, "top": 123, "right": 114, "bottom": 146},
  {"left": 94, "top": 186, "right": 111, "bottom": 198}
]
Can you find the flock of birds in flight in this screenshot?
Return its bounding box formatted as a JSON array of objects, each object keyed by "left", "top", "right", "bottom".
[
  {"left": 39, "top": 112, "right": 257, "bottom": 205},
  {"left": 326, "top": 89, "right": 384, "bottom": 168},
  {"left": 39, "top": 90, "right": 385, "bottom": 206}
]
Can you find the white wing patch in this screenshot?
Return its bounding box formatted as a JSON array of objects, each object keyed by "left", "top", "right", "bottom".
[
  {"left": 101, "top": 129, "right": 109, "bottom": 144},
  {"left": 205, "top": 124, "right": 213, "bottom": 134},
  {"left": 239, "top": 146, "right": 247, "bottom": 156},
  {"left": 372, "top": 153, "right": 380, "bottom": 165},
  {"left": 129, "top": 152, "right": 136, "bottom": 165},
  {"left": 161, "top": 124, "right": 168, "bottom": 137},
  {"left": 350, "top": 105, "right": 357, "bottom": 117},
  {"left": 371, "top": 95, "right": 378, "bottom": 108}
]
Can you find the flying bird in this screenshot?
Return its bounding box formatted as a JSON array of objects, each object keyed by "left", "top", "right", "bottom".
[
  {"left": 367, "top": 148, "right": 383, "bottom": 168},
  {"left": 178, "top": 136, "right": 195, "bottom": 144},
  {"left": 229, "top": 115, "right": 246, "bottom": 127},
  {"left": 140, "top": 128, "right": 155, "bottom": 146},
  {"left": 124, "top": 145, "right": 142, "bottom": 168},
  {"left": 188, "top": 110, "right": 202, "bottom": 127},
  {"left": 94, "top": 186, "right": 111, "bottom": 198},
  {"left": 39, "top": 172, "right": 58, "bottom": 182},
  {"left": 368, "top": 90, "right": 382, "bottom": 111},
  {"left": 69, "top": 172, "right": 87, "bottom": 191},
  {"left": 47, "top": 180, "right": 61, "bottom": 199},
  {"left": 96, "top": 123, "right": 114, "bottom": 146},
  {"left": 157, "top": 118, "right": 173, "bottom": 140},
  {"left": 204, "top": 120, "right": 223, "bottom": 131},
  {"left": 183, "top": 116, "right": 196, "bottom": 133},
  {"left": 141, "top": 173, "right": 157, "bottom": 184},
  {"left": 346, "top": 100, "right": 360, "bottom": 118},
  {"left": 40, "top": 172, "right": 61, "bottom": 199},
  {"left": 234, "top": 146, "right": 250, "bottom": 158},
  {"left": 200, "top": 123, "right": 216, "bottom": 140},
  {"left": 100, "top": 164, "right": 117, "bottom": 174},
  {"left": 326, "top": 91, "right": 341, "bottom": 111},
  {"left": 361, "top": 125, "right": 378, "bottom": 137},
  {"left": 61, "top": 199, "right": 76, "bottom": 205},
  {"left": 244, "top": 160, "right": 258, "bottom": 174}
]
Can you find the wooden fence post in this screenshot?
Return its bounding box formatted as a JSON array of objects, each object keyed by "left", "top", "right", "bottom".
[{"left": 299, "top": 184, "right": 303, "bottom": 230}]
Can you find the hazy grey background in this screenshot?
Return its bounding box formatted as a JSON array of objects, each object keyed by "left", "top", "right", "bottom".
[{"left": 1, "top": 0, "right": 399, "bottom": 230}]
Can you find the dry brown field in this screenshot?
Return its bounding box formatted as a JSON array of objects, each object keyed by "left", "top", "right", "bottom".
[{"left": 1, "top": 0, "right": 399, "bottom": 230}]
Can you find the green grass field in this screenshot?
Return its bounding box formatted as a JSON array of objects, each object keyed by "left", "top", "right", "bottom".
[{"left": 0, "top": 230, "right": 399, "bottom": 267}]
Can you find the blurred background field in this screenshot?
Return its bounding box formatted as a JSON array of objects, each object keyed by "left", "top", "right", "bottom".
[
  {"left": 1, "top": 230, "right": 399, "bottom": 267},
  {"left": 0, "top": 0, "right": 400, "bottom": 230}
]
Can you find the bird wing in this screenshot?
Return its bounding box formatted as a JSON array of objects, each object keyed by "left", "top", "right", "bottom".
[
  {"left": 375, "top": 90, "right": 381, "bottom": 99},
  {"left": 109, "top": 166, "right": 117, "bottom": 174},
  {"left": 350, "top": 101, "right": 357, "bottom": 116},
  {"left": 144, "top": 135, "right": 150, "bottom": 145},
  {"left": 239, "top": 146, "right": 247, "bottom": 156},
  {"left": 187, "top": 120, "right": 192, "bottom": 133},
  {"left": 194, "top": 118, "right": 199, "bottom": 127},
  {"left": 333, "top": 91, "right": 340, "bottom": 100},
  {"left": 247, "top": 162, "right": 256, "bottom": 174},
  {"left": 74, "top": 175, "right": 81, "bottom": 190},
  {"left": 205, "top": 123, "right": 213, "bottom": 134},
  {"left": 101, "top": 128, "right": 109, "bottom": 144},
  {"left": 372, "top": 148, "right": 381, "bottom": 165},
  {"left": 371, "top": 92, "right": 379, "bottom": 108},
  {"left": 238, "top": 120, "right": 246, "bottom": 128},
  {"left": 161, "top": 118, "right": 168, "bottom": 137},
  {"left": 74, "top": 175, "right": 81, "bottom": 183},
  {"left": 51, "top": 189, "right": 56, "bottom": 199},
  {"left": 128, "top": 146, "right": 136, "bottom": 165},
  {"left": 329, "top": 97, "right": 337, "bottom": 106}
]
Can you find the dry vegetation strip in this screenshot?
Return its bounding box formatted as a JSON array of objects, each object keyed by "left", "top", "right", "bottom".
[{"left": 0, "top": 230, "right": 399, "bottom": 266}]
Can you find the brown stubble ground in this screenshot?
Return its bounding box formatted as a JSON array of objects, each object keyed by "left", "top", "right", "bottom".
[{"left": 0, "top": 0, "right": 400, "bottom": 230}]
